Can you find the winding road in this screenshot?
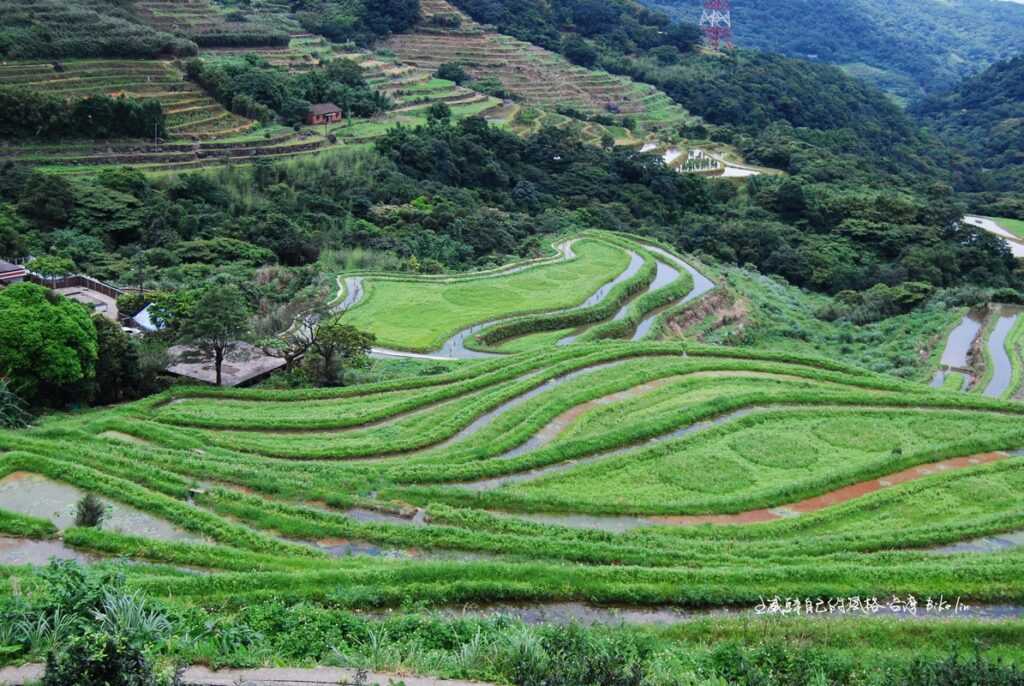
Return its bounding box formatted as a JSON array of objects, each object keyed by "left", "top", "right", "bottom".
[{"left": 965, "top": 215, "right": 1024, "bottom": 258}]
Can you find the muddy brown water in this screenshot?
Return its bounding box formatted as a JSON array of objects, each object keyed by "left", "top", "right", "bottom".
[
  {"left": 0, "top": 472, "right": 199, "bottom": 543},
  {"left": 383, "top": 360, "right": 634, "bottom": 460},
  {"left": 477, "top": 451, "right": 1022, "bottom": 533},
  {"left": 496, "top": 377, "right": 674, "bottom": 462}
]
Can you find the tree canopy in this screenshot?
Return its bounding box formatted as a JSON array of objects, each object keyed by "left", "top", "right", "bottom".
[
  {"left": 911, "top": 55, "right": 1024, "bottom": 219},
  {"left": 178, "top": 285, "right": 252, "bottom": 386},
  {"left": 0, "top": 282, "right": 98, "bottom": 406},
  {"left": 644, "top": 0, "right": 1024, "bottom": 98}
]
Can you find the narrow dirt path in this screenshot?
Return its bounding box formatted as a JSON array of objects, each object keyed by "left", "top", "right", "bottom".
[
  {"left": 0, "top": 664, "right": 496, "bottom": 686},
  {"left": 480, "top": 451, "right": 1020, "bottom": 532}
]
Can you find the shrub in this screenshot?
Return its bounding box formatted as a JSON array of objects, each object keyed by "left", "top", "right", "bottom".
[
  {"left": 0, "top": 89, "right": 166, "bottom": 140},
  {"left": 436, "top": 62, "right": 470, "bottom": 85},
  {"left": 0, "top": 282, "right": 99, "bottom": 407},
  {"left": 74, "top": 494, "right": 107, "bottom": 528},
  {"left": 43, "top": 632, "right": 157, "bottom": 686},
  {"left": 429, "top": 13, "right": 462, "bottom": 28}
]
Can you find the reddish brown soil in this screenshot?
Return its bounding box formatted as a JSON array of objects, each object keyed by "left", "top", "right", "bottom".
[
  {"left": 666, "top": 289, "right": 746, "bottom": 341},
  {"left": 535, "top": 379, "right": 674, "bottom": 445},
  {"left": 0, "top": 471, "right": 36, "bottom": 485},
  {"left": 649, "top": 452, "right": 1011, "bottom": 527}
]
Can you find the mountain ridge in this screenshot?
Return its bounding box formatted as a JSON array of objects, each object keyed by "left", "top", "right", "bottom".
[{"left": 643, "top": 0, "right": 1024, "bottom": 99}]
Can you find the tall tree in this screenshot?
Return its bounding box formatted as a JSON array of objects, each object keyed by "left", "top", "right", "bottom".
[
  {"left": 310, "top": 317, "right": 375, "bottom": 386},
  {"left": 93, "top": 317, "right": 142, "bottom": 405},
  {"left": 178, "top": 285, "right": 251, "bottom": 386},
  {"left": 0, "top": 283, "right": 98, "bottom": 406}
]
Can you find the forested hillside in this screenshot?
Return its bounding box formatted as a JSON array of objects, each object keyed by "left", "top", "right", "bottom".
[
  {"left": 643, "top": 0, "right": 1024, "bottom": 99},
  {"left": 912, "top": 55, "right": 1024, "bottom": 219},
  {"left": 0, "top": 0, "right": 1014, "bottom": 304}
]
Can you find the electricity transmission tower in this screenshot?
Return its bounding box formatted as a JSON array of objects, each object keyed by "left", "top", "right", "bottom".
[{"left": 700, "top": 0, "right": 733, "bottom": 50}]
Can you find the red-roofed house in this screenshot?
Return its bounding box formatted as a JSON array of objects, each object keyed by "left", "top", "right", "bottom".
[
  {"left": 306, "top": 103, "right": 343, "bottom": 125},
  {"left": 0, "top": 260, "right": 26, "bottom": 287}
]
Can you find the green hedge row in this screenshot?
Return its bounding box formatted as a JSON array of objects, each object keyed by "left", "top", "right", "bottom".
[{"left": 473, "top": 240, "right": 658, "bottom": 348}]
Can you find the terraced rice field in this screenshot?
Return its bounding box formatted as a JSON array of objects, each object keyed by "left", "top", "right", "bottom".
[
  {"left": 335, "top": 231, "right": 708, "bottom": 355},
  {"left": 0, "top": 59, "right": 251, "bottom": 139},
  {"left": 382, "top": 0, "right": 697, "bottom": 138},
  {"left": 0, "top": 59, "right": 352, "bottom": 173},
  {"left": 134, "top": 0, "right": 293, "bottom": 45},
  {"left": 931, "top": 305, "right": 1024, "bottom": 400},
  {"left": 0, "top": 3, "right": 716, "bottom": 174},
  {"left": 201, "top": 35, "right": 334, "bottom": 72},
  {"left": 6, "top": 338, "right": 1024, "bottom": 616},
  {"left": 5, "top": 236, "right": 1024, "bottom": 624},
  {"left": 0, "top": 48, "right": 506, "bottom": 173}
]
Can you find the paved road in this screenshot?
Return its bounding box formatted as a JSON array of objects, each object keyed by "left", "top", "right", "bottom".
[{"left": 964, "top": 215, "right": 1024, "bottom": 258}]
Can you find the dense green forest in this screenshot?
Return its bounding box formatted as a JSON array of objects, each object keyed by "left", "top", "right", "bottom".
[
  {"left": 0, "top": 91, "right": 165, "bottom": 140},
  {"left": 1, "top": 109, "right": 1015, "bottom": 314},
  {"left": 449, "top": 0, "right": 949, "bottom": 182},
  {"left": 450, "top": 0, "right": 702, "bottom": 55},
  {"left": 912, "top": 55, "right": 1024, "bottom": 219},
  {"left": 643, "top": 0, "right": 1024, "bottom": 99},
  {"left": 291, "top": 0, "right": 421, "bottom": 44}
]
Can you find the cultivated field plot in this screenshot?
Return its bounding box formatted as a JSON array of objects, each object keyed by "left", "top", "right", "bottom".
[
  {"left": 0, "top": 49, "right": 505, "bottom": 173},
  {"left": 0, "top": 59, "right": 359, "bottom": 173},
  {"left": 5, "top": 342, "right": 1024, "bottom": 616},
  {"left": 931, "top": 305, "right": 1024, "bottom": 400},
  {"left": 133, "top": 0, "right": 293, "bottom": 46},
  {"left": 4, "top": 239, "right": 1024, "bottom": 622},
  {"left": 0, "top": 7, "right": 705, "bottom": 173},
  {"left": 201, "top": 34, "right": 334, "bottom": 72},
  {"left": 335, "top": 231, "right": 706, "bottom": 354},
  {"left": 0, "top": 59, "right": 246, "bottom": 137},
  {"left": 382, "top": 0, "right": 697, "bottom": 138}
]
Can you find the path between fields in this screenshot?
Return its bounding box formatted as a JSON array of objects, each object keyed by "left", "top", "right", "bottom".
[
  {"left": 0, "top": 664, "right": 496, "bottom": 686},
  {"left": 479, "top": 451, "right": 1020, "bottom": 533}
]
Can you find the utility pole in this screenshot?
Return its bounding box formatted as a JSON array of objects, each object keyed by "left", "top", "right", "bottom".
[{"left": 700, "top": 0, "right": 733, "bottom": 51}]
